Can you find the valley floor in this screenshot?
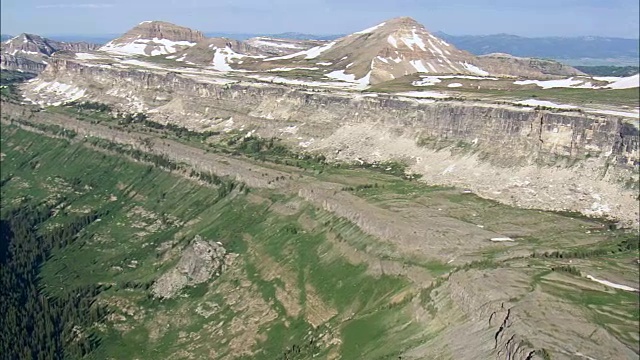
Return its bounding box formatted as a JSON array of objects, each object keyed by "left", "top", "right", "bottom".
[{"left": 1, "top": 101, "right": 639, "bottom": 359}]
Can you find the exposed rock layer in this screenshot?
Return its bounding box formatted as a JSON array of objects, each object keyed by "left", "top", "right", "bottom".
[{"left": 22, "top": 57, "right": 640, "bottom": 226}]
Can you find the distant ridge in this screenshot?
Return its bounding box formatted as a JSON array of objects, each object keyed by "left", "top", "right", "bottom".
[
  {"left": 435, "top": 32, "right": 640, "bottom": 61},
  {"left": 203, "top": 32, "right": 343, "bottom": 41}
]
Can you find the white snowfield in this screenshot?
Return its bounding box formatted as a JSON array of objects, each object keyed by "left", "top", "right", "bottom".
[
  {"left": 413, "top": 75, "right": 499, "bottom": 86},
  {"left": 586, "top": 275, "right": 639, "bottom": 292},
  {"left": 263, "top": 42, "right": 336, "bottom": 61},
  {"left": 514, "top": 74, "right": 639, "bottom": 90},
  {"left": 99, "top": 38, "right": 196, "bottom": 56},
  {"left": 353, "top": 22, "right": 386, "bottom": 35}
]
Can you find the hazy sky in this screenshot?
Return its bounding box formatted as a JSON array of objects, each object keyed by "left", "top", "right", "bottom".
[{"left": 2, "top": 0, "right": 639, "bottom": 38}]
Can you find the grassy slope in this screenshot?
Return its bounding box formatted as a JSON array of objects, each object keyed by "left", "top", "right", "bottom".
[
  {"left": 0, "top": 126, "right": 419, "bottom": 359},
  {"left": 2, "top": 119, "right": 638, "bottom": 358}
]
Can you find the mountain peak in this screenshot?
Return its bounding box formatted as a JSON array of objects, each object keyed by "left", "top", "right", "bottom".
[
  {"left": 122, "top": 20, "right": 205, "bottom": 43},
  {"left": 99, "top": 21, "right": 205, "bottom": 56},
  {"left": 384, "top": 16, "right": 422, "bottom": 27}
]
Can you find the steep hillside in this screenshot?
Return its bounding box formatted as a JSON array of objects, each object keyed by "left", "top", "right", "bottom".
[
  {"left": 99, "top": 21, "right": 204, "bottom": 56},
  {"left": 253, "top": 17, "right": 491, "bottom": 84}
]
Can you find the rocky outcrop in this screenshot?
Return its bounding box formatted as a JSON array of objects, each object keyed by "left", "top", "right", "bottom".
[
  {"left": 151, "top": 235, "right": 229, "bottom": 298},
  {"left": 0, "top": 33, "right": 99, "bottom": 73},
  {"left": 1, "top": 54, "right": 47, "bottom": 73}
]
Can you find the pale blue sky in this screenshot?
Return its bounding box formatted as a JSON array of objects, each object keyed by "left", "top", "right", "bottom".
[{"left": 2, "top": 0, "right": 639, "bottom": 38}]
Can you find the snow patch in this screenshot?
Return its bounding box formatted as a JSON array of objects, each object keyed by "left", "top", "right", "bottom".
[
  {"left": 353, "top": 22, "right": 386, "bottom": 35},
  {"left": 401, "top": 29, "right": 427, "bottom": 51},
  {"left": 606, "top": 74, "right": 639, "bottom": 89},
  {"left": 263, "top": 42, "right": 336, "bottom": 61},
  {"left": 490, "top": 237, "right": 514, "bottom": 242},
  {"left": 514, "top": 78, "right": 586, "bottom": 89},
  {"left": 387, "top": 35, "right": 398, "bottom": 48},
  {"left": 461, "top": 62, "right": 489, "bottom": 76},
  {"left": 586, "top": 275, "right": 639, "bottom": 292},
  {"left": 325, "top": 70, "right": 371, "bottom": 88},
  {"left": 29, "top": 80, "right": 86, "bottom": 104},
  {"left": 211, "top": 47, "right": 244, "bottom": 72},
  {"left": 99, "top": 37, "right": 196, "bottom": 56},
  {"left": 413, "top": 77, "right": 443, "bottom": 86},
  {"left": 447, "top": 83, "right": 463, "bottom": 88},
  {"left": 410, "top": 60, "right": 429, "bottom": 73}
]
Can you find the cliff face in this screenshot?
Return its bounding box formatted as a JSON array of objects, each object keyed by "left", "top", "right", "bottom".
[
  {"left": 112, "top": 21, "right": 205, "bottom": 43},
  {"left": 1, "top": 54, "right": 47, "bottom": 73},
  {"left": 24, "top": 57, "right": 640, "bottom": 225}
]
